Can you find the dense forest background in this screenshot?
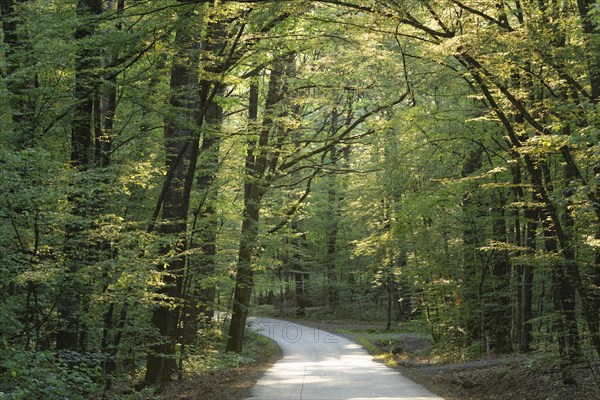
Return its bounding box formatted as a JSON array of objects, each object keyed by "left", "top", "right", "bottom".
[{"left": 1, "top": 0, "right": 599, "bottom": 398}]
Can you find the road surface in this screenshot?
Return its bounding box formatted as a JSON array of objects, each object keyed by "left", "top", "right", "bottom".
[{"left": 245, "top": 317, "right": 444, "bottom": 400}]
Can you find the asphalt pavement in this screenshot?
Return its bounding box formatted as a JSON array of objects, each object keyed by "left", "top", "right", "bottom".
[{"left": 245, "top": 317, "right": 444, "bottom": 400}]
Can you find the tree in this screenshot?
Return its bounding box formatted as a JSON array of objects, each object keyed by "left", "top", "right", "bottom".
[
  {"left": 2, "top": 0, "right": 599, "bottom": 396},
  {"left": 143, "top": 5, "right": 204, "bottom": 384},
  {"left": 364, "top": 0, "right": 600, "bottom": 379},
  {"left": 56, "top": 0, "right": 103, "bottom": 352},
  {"left": 227, "top": 58, "right": 289, "bottom": 352}
]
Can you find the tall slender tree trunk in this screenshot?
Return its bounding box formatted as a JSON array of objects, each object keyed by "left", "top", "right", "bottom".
[
  {"left": 510, "top": 156, "right": 524, "bottom": 347},
  {"left": 184, "top": 82, "right": 224, "bottom": 342},
  {"left": 144, "top": 10, "right": 201, "bottom": 384},
  {"left": 386, "top": 273, "right": 393, "bottom": 331},
  {"left": 521, "top": 204, "right": 537, "bottom": 353},
  {"left": 559, "top": 133, "right": 584, "bottom": 367},
  {"left": 533, "top": 162, "right": 581, "bottom": 384},
  {"left": 461, "top": 144, "right": 483, "bottom": 342},
  {"left": 56, "top": 0, "right": 102, "bottom": 352},
  {"left": 291, "top": 220, "right": 307, "bottom": 317},
  {"left": 576, "top": 0, "right": 600, "bottom": 357},
  {"left": 1, "top": 0, "right": 34, "bottom": 147},
  {"left": 182, "top": 12, "right": 229, "bottom": 341},
  {"left": 227, "top": 60, "right": 287, "bottom": 352},
  {"left": 509, "top": 154, "right": 536, "bottom": 353},
  {"left": 226, "top": 82, "right": 262, "bottom": 353},
  {"left": 489, "top": 191, "right": 512, "bottom": 353},
  {"left": 576, "top": 0, "right": 600, "bottom": 102},
  {"left": 197, "top": 88, "right": 222, "bottom": 320},
  {"left": 99, "top": 0, "right": 124, "bottom": 386},
  {"left": 394, "top": 247, "right": 411, "bottom": 321},
  {"left": 325, "top": 173, "right": 339, "bottom": 307},
  {"left": 325, "top": 110, "right": 340, "bottom": 307}
]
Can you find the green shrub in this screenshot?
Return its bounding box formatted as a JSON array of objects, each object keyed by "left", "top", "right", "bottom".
[{"left": 0, "top": 348, "right": 103, "bottom": 400}]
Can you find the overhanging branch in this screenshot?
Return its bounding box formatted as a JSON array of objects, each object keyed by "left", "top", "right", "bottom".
[
  {"left": 278, "top": 92, "right": 409, "bottom": 171},
  {"left": 267, "top": 171, "right": 318, "bottom": 234}
]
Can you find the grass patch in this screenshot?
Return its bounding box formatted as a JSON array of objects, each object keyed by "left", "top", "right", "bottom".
[
  {"left": 340, "top": 331, "right": 402, "bottom": 368},
  {"left": 350, "top": 334, "right": 382, "bottom": 355},
  {"left": 244, "top": 331, "right": 281, "bottom": 364}
]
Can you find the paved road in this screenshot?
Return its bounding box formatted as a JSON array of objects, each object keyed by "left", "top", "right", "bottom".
[{"left": 245, "top": 317, "right": 444, "bottom": 400}]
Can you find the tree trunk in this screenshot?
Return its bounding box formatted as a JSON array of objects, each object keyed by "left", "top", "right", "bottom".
[
  {"left": 226, "top": 80, "right": 260, "bottom": 353},
  {"left": 325, "top": 110, "right": 340, "bottom": 307},
  {"left": 520, "top": 205, "right": 537, "bottom": 353},
  {"left": 576, "top": 0, "right": 600, "bottom": 358},
  {"left": 489, "top": 191, "right": 512, "bottom": 353},
  {"left": 509, "top": 155, "right": 536, "bottom": 353},
  {"left": 576, "top": 0, "right": 600, "bottom": 102},
  {"left": 386, "top": 274, "right": 393, "bottom": 331},
  {"left": 291, "top": 221, "right": 307, "bottom": 317},
  {"left": 295, "top": 271, "right": 307, "bottom": 317},
  {"left": 560, "top": 147, "right": 583, "bottom": 366},
  {"left": 461, "top": 144, "right": 483, "bottom": 342},
  {"left": 184, "top": 81, "right": 224, "bottom": 342},
  {"left": 227, "top": 60, "right": 286, "bottom": 352},
  {"left": 325, "top": 176, "right": 339, "bottom": 307},
  {"left": 1, "top": 0, "right": 35, "bottom": 147},
  {"left": 99, "top": 1, "right": 124, "bottom": 386},
  {"left": 534, "top": 164, "right": 580, "bottom": 384},
  {"left": 56, "top": 0, "right": 102, "bottom": 352},
  {"left": 182, "top": 13, "right": 229, "bottom": 340},
  {"left": 394, "top": 248, "right": 411, "bottom": 321},
  {"left": 144, "top": 11, "right": 201, "bottom": 384}
]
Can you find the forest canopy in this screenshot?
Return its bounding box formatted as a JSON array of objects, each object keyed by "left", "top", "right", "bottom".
[{"left": 1, "top": 0, "right": 599, "bottom": 397}]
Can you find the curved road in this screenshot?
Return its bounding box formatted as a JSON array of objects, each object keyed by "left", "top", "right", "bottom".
[{"left": 246, "top": 317, "right": 444, "bottom": 400}]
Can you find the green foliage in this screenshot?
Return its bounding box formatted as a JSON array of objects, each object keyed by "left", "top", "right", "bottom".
[
  {"left": 1, "top": 0, "right": 599, "bottom": 393},
  {"left": 0, "top": 349, "right": 102, "bottom": 400},
  {"left": 183, "top": 324, "right": 275, "bottom": 374}
]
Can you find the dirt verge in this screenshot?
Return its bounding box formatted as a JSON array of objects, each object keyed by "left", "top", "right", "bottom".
[{"left": 156, "top": 341, "right": 282, "bottom": 400}]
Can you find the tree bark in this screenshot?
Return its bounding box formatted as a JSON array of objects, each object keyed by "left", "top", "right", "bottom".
[
  {"left": 226, "top": 82, "right": 263, "bottom": 353},
  {"left": 182, "top": 11, "right": 230, "bottom": 342},
  {"left": 291, "top": 220, "right": 308, "bottom": 317},
  {"left": 144, "top": 10, "right": 201, "bottom": 384},
  {"left": 56, "top": 0, "right": 103, "bottom": 352},
  {"left": 227, "top": 60, "right": 286, "bottom": 352},
  {"left": 461, "top": 144, "right": 483, "bottom": 342},
  {"left": 534, "top": 162, "right": 580, "bottom": 384},
  {"left": 183, "top": 82, "right": 224, "bottom": 343},
  {"left": 99, "top": 0, "right": 124, "bottom": 386},
  {"left": 489, "top": 191, "right": 512, "bottom": 353},
  {"left": 1, "top": 0, "right": 35, "bottom": 147},
  {"left": 325, "top": 110, "right": 340, "bottom": 307},
  {"left": 576, "top": 0, "right": 600, "bottom": 101},
  {"left": 576, "top": 0, "right": 600, "bottom": 357},
  {"left": 520, "top": 205, "right": 537, "bottom": 353},
  {"left": 325, "top": 174, "right": 339, "bottom": 307}
]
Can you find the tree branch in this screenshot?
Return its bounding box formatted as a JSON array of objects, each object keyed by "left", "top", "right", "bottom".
[
  {"left": 267, "top": 171, "right": 317, "bottom": 234},
  {"left": 278, "top": 92, "right": 409, "bottom": 171}
]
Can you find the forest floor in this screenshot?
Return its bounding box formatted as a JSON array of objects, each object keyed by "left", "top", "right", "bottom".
[
  {"left": 157, "top": 317, "right": 600, "bottom": 400},
  {"left": 154, "top": 338, "right": 282, "bottom": 400}
]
